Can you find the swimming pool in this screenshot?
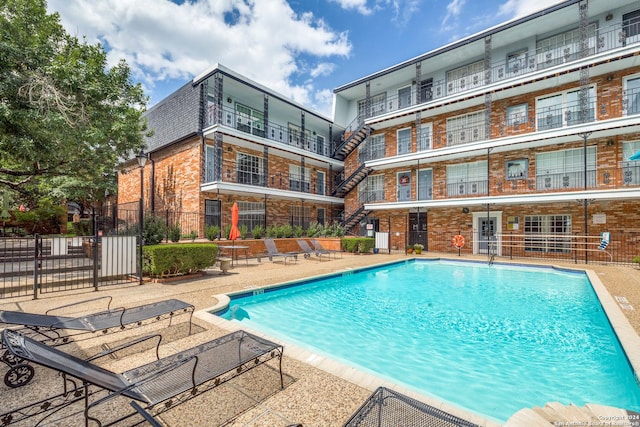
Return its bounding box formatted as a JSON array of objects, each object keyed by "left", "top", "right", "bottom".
[{"left": 215, "top": 259, "right": 640, "bottom": 422}]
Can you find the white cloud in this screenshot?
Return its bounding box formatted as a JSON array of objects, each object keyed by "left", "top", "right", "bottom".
[
  {"left": 442, "top": 0, "right": 465, "bottom": 27},
  {"left": 330, "top": 0, "right": 373, "bottom": 15},
  {"left": 498, "top": 0, "right": 565, "bottom": 19},
  {"left": 310, "top": 63, "right": 336, "bottom": 78},
  {"left": 46, "top": 0, "right": 351, "bottom": 116}
]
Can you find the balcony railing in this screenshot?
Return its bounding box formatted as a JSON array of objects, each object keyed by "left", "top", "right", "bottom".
[
  {"left": 206, "top": 103, "right": 334, "bottom": 157},
  {"left": 349, "top": 21, "right": 637, "bottom": 122},
  {"left": 360, "top": 163, "right": 640, "bottom": 204}
]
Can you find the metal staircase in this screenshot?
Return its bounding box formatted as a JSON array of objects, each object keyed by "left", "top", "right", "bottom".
[
  {"left": 332, "top": 163, "right": 372, "bottom": 198},
  {"left": 333, "top": 123, "right": 370, "bottom": 160},
  {"left": 342, "top": 205, "right": 370, "bottom": 233}
]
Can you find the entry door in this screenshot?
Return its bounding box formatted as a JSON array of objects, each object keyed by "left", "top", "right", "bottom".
[
  {"left": 397, "top": 171, "right": 411, "bottom": 202},
  {"left": 409, "top": 212, "right": 427, "bottom": 247},
  {"left": 478, "top": 217, "right": 497, "bottom": 255}
]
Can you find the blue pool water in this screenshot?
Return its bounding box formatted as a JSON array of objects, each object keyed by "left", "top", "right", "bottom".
[{"left": 217, "top": 259, "right": 640, "bottom": 421}]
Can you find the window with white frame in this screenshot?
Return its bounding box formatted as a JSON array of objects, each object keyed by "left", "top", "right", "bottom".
[
  {"left": 205, "top": 145, "right": 217, "bottom": 183},
  {"left": 446, "top": 110, "right": 486, "bottom": 146},
  {"left": 358, "top": 93, "right": 386, "bottom": 121},
  {"left": 624, "top": 75, "right": 640, "bottom": 116},
  {"left": 447, "top": 60, "right": 484, "bottom": 95},
  {"left": 238, "top": 201, "right": 265, "bottom": 232},
  {"left": 535, "top": 146, "right": 596, "bottom": 190},
  {"left": 622, "top": 9, "right": 640, "bottom": 42},
  {"left": 535, "top": 23, "right": 596, "bottom": 69},
  {"left": 236, "top": 103, "right": 265, "bottom": 137},
  {"left": 358, "top": 175, "right": 384, "bottom": 203},
  {"left": 397, "top": 128, "right": 411, "bottom": 155},
  {"left": 289, "top": 164, "right": 310, "bottom": 192},
  {"left": 524, "top": 215, "right": 572, "bottom": 253},
  {"left": 290, "top": 205, "right": 310, "bottom": 228},
  {"left": 446, "top": 161, "right": 488, "bottom": 196},
  {"left": 536, "top": 87, "right": 595, "bottom": 130},
  {"left": 622, "top": 141, "right": 640, "bottom": 185},
  {"left": 398, "top": 86, "right": 412, "bottom": 109},
  {"left": 418, "top": 124, "right": 432, "bottom": 151},
  {"left": 236, "top": 153, "right": 264, "bottom": 186},
  {"left": 358, "top": 133, "right": 385, "bottom": 163}
]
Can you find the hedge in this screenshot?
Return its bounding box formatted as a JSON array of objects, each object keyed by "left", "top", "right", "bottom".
[
  {"left": 341, "top": 237, "right": 375, "bottom": 253},
  {"left": 142, "top": 243, "right": 218, "bottom": 277}
]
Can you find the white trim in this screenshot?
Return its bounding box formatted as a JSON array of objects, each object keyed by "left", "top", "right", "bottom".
[{"left": 200, "top": 181, "right": 344, "bottom": 204}]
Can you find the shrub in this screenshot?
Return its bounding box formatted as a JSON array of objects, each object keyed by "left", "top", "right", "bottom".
[
  {"left": 239, "top": 224, "right": 248, "bottom": 239},
  {"left": 251, "top": 224, "right": 264, "bottom": 239},
  {"left": 142, "top": 243, "right": 218, "bottom": 277},
  {"left": 326, "top": 222, "right": 345, "bottom": 237},
  {"left": 265, "top": 225, "right": 276, "bottom": 238},
  {"left": 74, "top": 219, "right": 93, "bottom": 236},
  {"left": 188, "top": 230, "right": 198, "bottom": 241},
  {"left": 168, "top": 224, "right": 181, "bottom": 242},
  {"left": 293, "top": 225, "right": 304, "bottom": 238},
  {"left": 306, "top": 221, "right": 323, "bottom": 238},
  {"left": 143, "top": 215, "right": 166, "bottom": 245},
  {"left": 223, "top": 224, "right": 231, "bottom": 240},
  {"left": 277, "top": 224, "right": 293, "bottom": 238},
  {"left": 205, "top": 225, "right": 220, "bottom": 241},
  {"left": 342, "top": 238, "right": 359, "bottom": 253},
  {"left": 341, "top": 237, "right": 374, "bottom": 253}
]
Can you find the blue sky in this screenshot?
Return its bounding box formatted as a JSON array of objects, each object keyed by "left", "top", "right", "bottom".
[{"left": 47, "top": 0, "right": 564, "bottom": 117}]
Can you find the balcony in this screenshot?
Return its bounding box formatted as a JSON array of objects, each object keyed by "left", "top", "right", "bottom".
[
  {"left": 206, "top": 103, "right": 333, "bottom": 157},
  {"left": 350, "top": 21, "right": 638, "bottom": 122},
  {"left": 446, "top": 179, "right": 489, "bottom": 197}
]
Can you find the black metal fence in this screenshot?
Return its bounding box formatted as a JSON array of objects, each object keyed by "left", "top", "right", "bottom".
[{"left": 0, "top": 216, "right": 141, "bottom": 299}]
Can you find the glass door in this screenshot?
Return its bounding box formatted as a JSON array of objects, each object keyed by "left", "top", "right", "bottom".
[{"left": 397, "top": 171, "right": 411, "bottom": 202}]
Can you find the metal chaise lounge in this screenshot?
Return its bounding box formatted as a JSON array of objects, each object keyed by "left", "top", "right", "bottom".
[
  {"left": 343, "top": 387, "right": 479, "bottom": 427},
  {"left": 0, "top": 296, "right": 194, "bottom": 387},
  {"left": 264, "top": 238, "right": 298, "bottom": 265},
  {"left": 296, "top": 239, "right": 331, "bottom": 261},
  {"left": 0, "top": 328, "right": 284, "bottom": 427},
  {"left": 310, "top": 239, "right": 342, "bottom": 259}
]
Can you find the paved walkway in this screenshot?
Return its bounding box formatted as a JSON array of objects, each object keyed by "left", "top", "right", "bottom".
[{"left": 1, "top": 252, "right": 639, "bottom": 427}]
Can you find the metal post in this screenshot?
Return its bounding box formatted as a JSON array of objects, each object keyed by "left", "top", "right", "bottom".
[
  {"left": 139, "top": 168, "right": 144, "bottom": 285},
  {"left": 32, "top": 234, "right": 39, "bottom": 299},
  {"left": 583, "top": 132, "right": 589, "bottom": 264},
  {"left": 92, "top": 212, "right": 99, "bottom": 291}
]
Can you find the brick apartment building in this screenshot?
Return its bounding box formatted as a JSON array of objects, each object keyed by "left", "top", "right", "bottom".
[{"left": 118, "top": 0, "right": 640, "bottom": 262}]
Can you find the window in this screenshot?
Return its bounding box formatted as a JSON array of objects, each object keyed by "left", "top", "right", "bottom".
[
  {"left": 446, "top": 161, "right": 488, "bottom": 196},
  {"left": 290, "top": 205, "right": 310, "bottom": 228},
  {"left": 316, "top": 171, "right": 326, "bottom": 195},
  {"left": 524, "top": 215, "right": 571, "bottom": 253},
  {"left": 358, "top": 175, "right": 384, "bottom": 203},
  {"left": 238, "top": 201, "right": 265, "bottom": 231},
  {"left": 536, "top": 87, "right": 595, "bottom": 130},
  {"left": 398, "top": 86, "right": 412, "bottom": 109},
  {"left": 315, "top": 134, "right": 326, "bottom": 156},
  {"left": 535, "top": 24, "right": 596, "bottom": 69},
  {"left": 289, "top": 164, "right": 310, "bottom": 192},
  {"left": 419, "top": 79, "right": 433, "bottom": 102},
  {"left": 622, "top": 141, "right": 640, "bottom": 185},
  {"left": 418, "top": 124, "right": 432, "bottom": 151},
  {"left": 506, "top": 104, "right": 528, "bottom": 127},
  {"left": 624, "top": 75, "right": 640, "bottom": 116},
  {"left": 535, "top": 146, "right": 596, "bottom": 190},
  {"left": 446, "top": 110, "right": 486, "bottom": 146},
  {"left": 507, "top": 49, "right": 528, "bottom": 76},
  {"left": 623, "top": 9, "right": 640, "bottom": 41},
  {"left": 288, "top": 123, "right": 308, "bottom": 149},
  {"left": 236, "top": 153, "right": 264, "bottom": 186},
  {"left": 397, "top": 128, "right": 411, "bottom": 155},
  {"left": 236, "top": 104, "right": 265, "bottom": 137},
  {"left": 359, "top": 133, "right": 386, "bottom": 162},
  {"left": 358, "top": 93, "right": 386, "bottom": 121},
  {"left": 205, "top": 199, "right": 221, "bottom": 228},
  {"left": 205, "top": 145, "right": 217, "bottom": 183},
  {"left": 417, "top": 169, "right": 433, "bottom": 200},
  {"left": 447, "top": 60, "right": 484, "bottom": 95}
]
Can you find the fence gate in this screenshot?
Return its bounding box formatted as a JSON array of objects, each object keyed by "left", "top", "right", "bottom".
[{"left": 0, "top": 226, "right": 141, "bottom": 300}]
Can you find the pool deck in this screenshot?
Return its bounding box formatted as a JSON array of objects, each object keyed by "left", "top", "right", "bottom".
[{"left": 1, "top": 252, "right": 640, "bottom": 426}]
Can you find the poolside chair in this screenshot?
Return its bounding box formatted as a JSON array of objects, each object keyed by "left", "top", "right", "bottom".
[
  {"left": 0, "top": 328, "right": 284, "bottom": 427},
  {"left": 343, "top": 387, "right": 479, "bottom": 427},
  {"left": 310, "top": 239, "right": 342, "bottom": 258},
  {"left": 264, "top": 238, "right": 298, "bottom": 265},
  {"left": 296, "top": 239, "right": 331, "bottom": 261},
  {"left": 0, "top": 296, "right": 194, "bottom": 387}
]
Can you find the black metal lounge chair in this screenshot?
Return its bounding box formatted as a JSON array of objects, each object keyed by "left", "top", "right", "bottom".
[
  {"left": 310, "top": 239, "right": 342, "bottom": 258},
  {"left": 296, "top": 239, "right": 331, "bottom": 260},
  {"left": 0, "top": 328, "right": 284, "bottom": 427},
  {"left": 264, "top": 238, "right": 298, "bottom": 265},
  {"left": 0, "top": 296, "right": 194, "bottom": 387},
  {"left": 343, "top": 387, "right": 479, "bottom": 427}
]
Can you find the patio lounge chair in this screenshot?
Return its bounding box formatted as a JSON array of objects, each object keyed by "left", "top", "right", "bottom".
[
  {"left": 264, "top": 238, "right": 298, "bottom": 265},
  {"left": 296, "top": 239, "right": 331, "bottom": 260},
  {"left": 310, "top": 239, "right": 342, "bottom": 258},
  {"left": 343, "top": 387, "right": 479, "bottom": 427},
  {"left": 0, "top": 296, "right": 194, "bottom": 387},
  {"left": 0, "top": 328, "right": 284, "bottom": 427}
]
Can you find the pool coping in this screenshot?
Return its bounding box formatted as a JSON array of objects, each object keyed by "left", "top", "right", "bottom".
[{"left": 195, "top": 257, "right": 640, "bottom": 426}]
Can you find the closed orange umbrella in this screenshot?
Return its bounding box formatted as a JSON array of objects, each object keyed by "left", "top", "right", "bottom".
[{"left": 228, "top": 202, "right": 240, "bottom": 241}]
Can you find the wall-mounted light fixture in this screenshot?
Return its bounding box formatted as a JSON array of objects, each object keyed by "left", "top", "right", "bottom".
[
  {"left": 462, "top": 207, "right": 470, "bottom": 214},
  {"left": 607, "top": 74, "right": 614, "bottom": 82},
  {"left": 605, "top": 13, "right": 613, "bottom": 21},
  {"left": 227, "top": 97, "right": 232, "bottom": 103},
  {"left": 606, "top": 139, "right": 615, "bottom": 146}
]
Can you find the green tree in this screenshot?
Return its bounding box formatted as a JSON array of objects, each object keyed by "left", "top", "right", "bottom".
[{"left": 0, "top": 0, "right": 148, "bottom": 208}]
